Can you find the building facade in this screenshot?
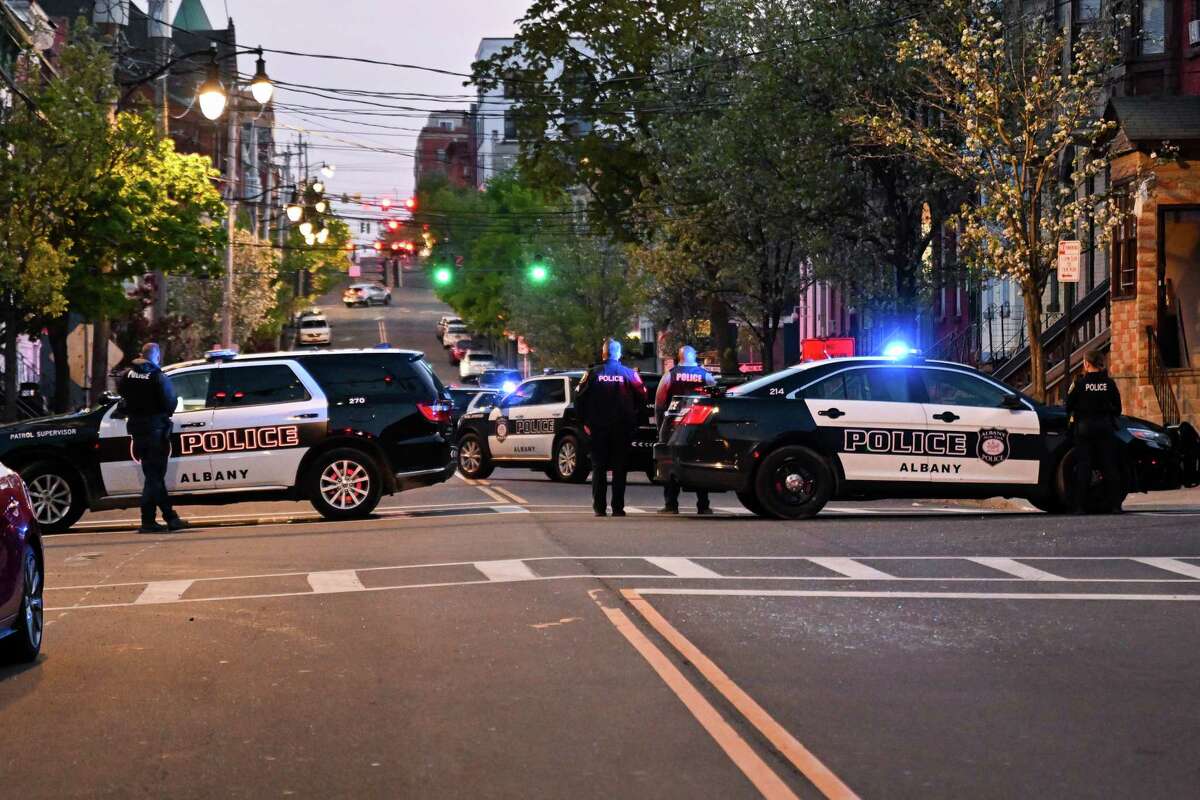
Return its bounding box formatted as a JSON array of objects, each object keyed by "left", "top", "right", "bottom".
[{"left": 414, "top": 110, "right": 474, "bottom": 189}]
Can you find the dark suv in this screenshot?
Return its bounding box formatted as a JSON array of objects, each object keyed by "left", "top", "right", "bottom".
[{"left": 0, "top": 349, "right": 455, "bottom": 531}]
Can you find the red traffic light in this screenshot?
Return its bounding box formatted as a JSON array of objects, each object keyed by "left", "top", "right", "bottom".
[
  {"left": 380, "top": 197, "right": 392, "bottom": 210},
  {"left": 404, "top": 197, "right": 416, "bottom": 211},
  {"left": 387, "top": 219, "right": 400, "bottom": 232},
  {"left": 390, "top": 241, "right": 401, "bottom": 251}
]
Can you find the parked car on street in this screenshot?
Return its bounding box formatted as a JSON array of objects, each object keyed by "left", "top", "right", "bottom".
[
  {"left": 297, "top": 315, "right": 331, "bottom": 346},
  {"left": 449, "top": 338, "right": 476, "bottom": 366},
  {"left": 0, "top": 349, "right": 456, "bottom": 532},
  {"left": 436, "top": 316, "right": 463, "bottom": 339},
  {"left": 0, "top": 462, "right": 42, "bottom": 663},
  {"left": 656, "top": 353, "right": 1200, "bottom": 519},
  {"left": 446, "top": 386, "right": 500, "bottom": 428},
  {"left": 343, "top": 283, "right": 392, "bottom": 307},
  {"left": 442, "top": 323, "right": 471, "bottom": 349},
  {"left": 459, "top": 351, "right": 496, "bottom": 380}
]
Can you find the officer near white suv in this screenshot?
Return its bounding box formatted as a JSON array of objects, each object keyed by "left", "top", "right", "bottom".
[
  {"left": 119, "top": 342, "right": 188, "bottom": 533},
  {"left": 655, "top": 345, "right": 716, "bottom": 515}
]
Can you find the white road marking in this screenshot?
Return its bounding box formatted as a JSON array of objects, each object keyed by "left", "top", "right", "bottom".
[
  {"left": 636, "top": 588, "right": 1200, "bottom": 602},
  {"left": 806, "top": 557, "right": 893, "bottom": 580},
  {"left": 307, "top": 570, "right": 366, "bottom": 594},
  {"left": 968, "top": 557, "right": 1067, "bottom": 582},
  {"left": 823, "top": 507, "right": 880, "bottom": 514},
  {"left": 1133, "top": 557, "right": 1200, "bottom": 580},
  {"left": 491, "top": 505, "right": 530, "bottom": 514},
  {"left": 645, "top": 557, "right": 722, "bottom": 579},
  {"left": 134, "top": 580, "right": 193, "bottom": 605},
  {"left": 474, "top": 559, "right": 538, "bottom": 582}
]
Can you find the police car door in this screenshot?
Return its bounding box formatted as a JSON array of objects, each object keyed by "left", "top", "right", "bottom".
[
  {"left": 799, "top": 366, "right": 931, "bottom": 483},
  {"left": 915, "top": 367, "right": 1041, "bottom": 485},
  {"left": 506, "top": 377, "right": 566, "bottom": 459},
  {"left": 97, "top": 367, "right": 217, "bottom": 495},
  {"left": 488, "top": 380, "right": 535, "bottom": 459},
  {"left": 205, "top": 362, "right": 326, "bottom": 489}
]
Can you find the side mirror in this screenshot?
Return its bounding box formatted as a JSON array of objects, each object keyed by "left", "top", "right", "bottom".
[{"left": 1001, "top": 393, "right": 1023, "bottom": 410}]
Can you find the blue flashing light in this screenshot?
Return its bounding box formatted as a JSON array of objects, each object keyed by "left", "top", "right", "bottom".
[
  {"left": 882, "top": 340, "right": 918, "bottom": 359},
  {"left": 205, "top": 348, "right": 238, "bottom": 362},
  {"left": 501, "top": 380, "right": 518, "bottom": 394}
]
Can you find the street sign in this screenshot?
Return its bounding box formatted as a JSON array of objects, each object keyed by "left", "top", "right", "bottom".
[
  {"left": 349, "top": 264, "right": 361, "bottom": 277},
  {"left": 517, "top": 337, "right": 530, "bottom": 355},
  {"left": 1057, "top": 240, "right": 1082, "bottom": 283}
]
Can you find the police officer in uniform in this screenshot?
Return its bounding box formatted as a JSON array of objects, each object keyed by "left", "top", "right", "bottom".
[
  {"left": 575, "top": 338, "right": 647, "bottom": 517},
  {"left": 1065, "top": 349, "right": 1124, "bottom": 514},
  {"left": 655, "top": 345, "right": 716, "bottom": 515},
  {"left": 119, "top": 343, "right": 188, "bottom": 533}
]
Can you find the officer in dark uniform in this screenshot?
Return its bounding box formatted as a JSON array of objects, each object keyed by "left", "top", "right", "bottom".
[
  {"left": 1065, "top": 349, "right": 1124, "bottom": 514},
  {"left": 655, "top": 345, "right": 716, "bottom": 515},
  {"left": 119, "top": 343, "right": 188, "bottom": 533},
  {"left": 575, "top": 338, "right": 647, "bottom": 517}
]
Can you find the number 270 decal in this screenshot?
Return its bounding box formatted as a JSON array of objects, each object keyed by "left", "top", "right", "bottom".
[{"left": 347, "top": 397, "right": 366, "bottom": 404}]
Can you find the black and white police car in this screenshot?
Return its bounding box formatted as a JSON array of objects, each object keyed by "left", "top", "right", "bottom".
[
  {"left": 456, "top": 371, "right": 661, "bottom": 482},
  {"left": 656, "top": 354, "right": 1200, "bottom": 519},
  {"left": 0, "top": 348, "right": 456, "bottom": 532}
]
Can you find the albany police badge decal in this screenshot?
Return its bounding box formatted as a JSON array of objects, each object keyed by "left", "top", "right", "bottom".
[
  {"left": 977, "top": 427, "right": 1010, "bottom": 466},
  {"left": 495, "top": 419, "right": 509, "bottom": 443}
]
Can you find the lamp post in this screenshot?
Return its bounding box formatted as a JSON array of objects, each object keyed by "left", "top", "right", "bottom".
[{"left": 197, "top": 49, "right": 274, "bottom": 350}]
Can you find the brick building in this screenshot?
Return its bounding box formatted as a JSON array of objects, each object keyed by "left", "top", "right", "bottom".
[{"left": 413, "top": 110, "right": 474, "bottom": 189}]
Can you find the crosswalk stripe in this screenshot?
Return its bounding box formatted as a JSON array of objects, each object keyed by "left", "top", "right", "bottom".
[
  {"left": 307, "top": 570, "right": 365, "bottom": 593},
  {"left": 1132, "top": 557, "right": 1200, "bottom": 580},
  {"left": 968, "top": 557, "right": 1067, "bottom": 582},
  {"left": 645, "top": 557, "right": 722, "bottom": 579},
  {"left": 134, "top": 580, "right": 193, "bottom": 604},
  {"left": 474, "top": 559, "right": 537, "bottom": 582},
  {"left": 807, "top": 557, "right": 893, "bottom": 580}
]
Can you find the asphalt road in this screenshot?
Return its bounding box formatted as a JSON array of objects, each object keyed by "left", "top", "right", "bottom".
[{"left": 4, "top": 270, "right": 1200, "bottom": 798}]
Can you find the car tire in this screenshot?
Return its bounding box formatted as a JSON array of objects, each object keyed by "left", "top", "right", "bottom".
[
  {"left": 1055, "top": 447, "right": 1128, "bottom": 513},
  {"left": 753, "top": 446, "right": 832, "bottom": 519},
  {"left": 345, "top": 302, "right": 354, "bottom": 308},
  {"left": 1027, "top": 494, "right": 1067, "bottom": 514},
  {"left": 550, "top": 434, "right": 590, "bottom": 483},
  {"left": 1, "top": 546, "right": 42, "bottom": 664},
  {"left": 736, "top": 489, "right": 776, "bottom": 518},
  {"left": 21, "top": 461, "right": 85, "bottom": 533},
  {"left": 457, "top": 434, "right": 494, "bottom": 479},
  {"left": 305, "top": 448, "right": 383, "bottom": 520}
]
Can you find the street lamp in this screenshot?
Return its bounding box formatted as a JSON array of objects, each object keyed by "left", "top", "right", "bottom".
[
  {"left": 314, "top": 199, "right": 327, "bottom": 214},
  {"left": 321, "top": 163, "right": 336, "bottom": 179},
  {"left": 197, "top": 57, "right": 226, "bottom": 121},
  {"left": 312, "top": 180, "right": 325, "bottom": 194},
  {"left": 316, "top": 226, "right": 330, "bottom": 245},
  {"left": 249, "top": 48, "right": 274, "bottom": 105},
  {"left": 299, "top": 220, "right": 314, "bottom": 237}
]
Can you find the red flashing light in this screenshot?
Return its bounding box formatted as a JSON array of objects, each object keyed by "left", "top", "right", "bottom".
[
  {"left": 404, "top": 197, "right": 416, "bottom": 210},
  {"left": 380, "top": 197, "right": 392, "bottom": 210},
  {"left": 679, "top": 404, "right": 716, "bottom": 427}
]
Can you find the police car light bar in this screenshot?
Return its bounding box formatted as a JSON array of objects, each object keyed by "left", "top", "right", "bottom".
[
  {"left": 205, "top": 348, "right": 239, "bottom": 362},
  {"left": 881, "top": 340, "right": 922, "bottom": 359}
]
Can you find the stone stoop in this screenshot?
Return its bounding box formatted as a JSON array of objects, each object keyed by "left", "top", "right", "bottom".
[{"left": 1169, "top": 370, "right": 1200, "bottom": 427}]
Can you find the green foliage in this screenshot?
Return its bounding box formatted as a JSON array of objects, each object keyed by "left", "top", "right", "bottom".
[{"left": 279, "top": 216, "right": 353, "bottom": 319}]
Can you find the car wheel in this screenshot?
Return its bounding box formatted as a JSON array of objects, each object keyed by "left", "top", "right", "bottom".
[
  {"left": 1, "top": 546, "right": 42, "bottom": 663},
  {"left": 457, "top": 434, "right": 494, "bottom": 479},
  {"left": 22, "top": 462, "right": 85, "bottom": 533},
  {"left": 306, "top": 448, "right": 382, "bottom": 520},
  {"left": 754, "top": 446, "right": 832, "bottom": 519},
  {"left": 551, "top": 434, "right": 590, "bottom": 483},
  {"left": 1027, "top": 494, "right": 1067, "bottom": 514},
  {"left": 1055, "top": 448, "right": 1128, "bottom": 513},
  {"left": 345, "top": 302, "right": 354, "bottom": 308}
]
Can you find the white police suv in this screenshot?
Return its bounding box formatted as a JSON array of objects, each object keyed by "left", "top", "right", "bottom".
[{"left": 0, "top": 349, "right": 455, "bottom": 531}]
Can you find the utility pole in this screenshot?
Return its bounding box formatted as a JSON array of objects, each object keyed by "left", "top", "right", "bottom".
[
  {"left": 148, "top": 1, "right": 171, "bottom": 137},
  {"left": 222, "top": 85, "right": 239, "bottom": 349}
]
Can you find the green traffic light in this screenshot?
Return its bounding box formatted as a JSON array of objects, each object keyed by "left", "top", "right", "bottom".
[
  {"left": 433, "top": 266, "right": 453, "bottom": 286},
  {"left": 528, "top": 263, "right": 549, "bottom": 283}
]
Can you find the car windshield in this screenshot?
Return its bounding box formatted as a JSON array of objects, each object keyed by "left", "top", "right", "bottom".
[
  {"left": 468, "top": 353, "right": 494, "bottom": 362},
  {"left": 300, "top": 319, "right": 327, "bottom": 329}
]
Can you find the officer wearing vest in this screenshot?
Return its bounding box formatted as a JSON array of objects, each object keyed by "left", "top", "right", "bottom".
[
  {"left": 119, "top": 343, "right": 188, "bottom": 533},
  {"left": 574, "top": 338, "right": 647, "bottom": 517},
  {"left": 655, "top": 345, "right": 716, "bottom": 515},
  {"left": 1065, "top": 349, "right": 1124, "bottom": 514}
]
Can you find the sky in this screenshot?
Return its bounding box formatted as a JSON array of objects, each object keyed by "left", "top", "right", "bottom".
[{"left": 135, "top": 0, "right": 533, "bottom": 203}]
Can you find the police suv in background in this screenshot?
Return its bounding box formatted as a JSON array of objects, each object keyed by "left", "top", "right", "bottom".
[
  {"left": 657, "top": 354, "right": 1199, "bottom": 519},
  {"left": 456, "top": 371, "right": 661, "bottom": 482},
  {"left": 0, "top": 349, "right": 455, "bottom": 531}
]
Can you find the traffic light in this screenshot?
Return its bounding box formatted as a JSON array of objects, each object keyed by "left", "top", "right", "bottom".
[
  {"left": 387, "top": 219, "right": 400, "bottom": 232},
  {"left": 380, "top": 197, "right": 392, "bottom": 211},
  {"left": 528, "top": 262, "right": 550, "bottom": 284},
  {"left": 433, "top": 266, "right": 453, "bottom": 286},
  {"left": 404, "top": 197, "right": 416, "bottom": 211}
]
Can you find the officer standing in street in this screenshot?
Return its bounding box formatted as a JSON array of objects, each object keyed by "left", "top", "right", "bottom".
[
  {"left": 119, "top": 343, "right": 188, "bottom": 533},
  {"left": 1065, "top": 349, "right": 1124, "bottom": 514},
  {"left": 575, "top": 338, "right": 647, "bottom": 517},
  {"left": 655, "top": 345, "right": 716, "bottom": 515}
]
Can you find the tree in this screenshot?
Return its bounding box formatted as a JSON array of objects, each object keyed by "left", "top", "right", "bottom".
[{"left": 858, "top": 0, "right": 1126, "bottom": 399}]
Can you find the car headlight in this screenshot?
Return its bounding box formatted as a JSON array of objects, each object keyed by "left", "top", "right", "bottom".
[{"left": 1128, "top": 427, "right": 1171, "bottom": 446}]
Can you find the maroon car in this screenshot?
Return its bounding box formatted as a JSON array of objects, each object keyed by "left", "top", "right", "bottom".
[{"left": 0, "top": 462, "right": 43, "bottom": 663}]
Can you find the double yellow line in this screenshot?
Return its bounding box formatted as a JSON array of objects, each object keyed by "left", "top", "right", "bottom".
[{"left": 459, "top": 475, "right": 528, "bottom": 505}]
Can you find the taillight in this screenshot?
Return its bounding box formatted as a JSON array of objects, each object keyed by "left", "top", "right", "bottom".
[
  {"left": 679, "top": 404, "right": 716, "bottom": 426},
  {"left": 417, "top": 401, "right": 452, "bottom": 424}
]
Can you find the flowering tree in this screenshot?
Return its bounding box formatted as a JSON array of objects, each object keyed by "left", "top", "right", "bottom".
[{"left": 859, "top": 0, "right": 1126, "bottom": 400}]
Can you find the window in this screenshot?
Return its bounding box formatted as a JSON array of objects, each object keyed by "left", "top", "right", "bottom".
[
  {"left": 300, "top": 319, "right": 327, "bottom": 329},
  {"left": 1139, "top": 0, "right": 1166, "bottom": 55},
  {"left": 1076, "top": 0, "right": 1101, "bottom": 22},
  {"left": 804, "top": 368, "right": 912, "bottom": 403},
  {"left": 501, "top": 382, "right": 536, "bottom": 408},
  {"left": 531, "top": 379, "right": 566, "bottom": 405},
  {"left": 301, "top": 356, "right": 427, "bottom": 401},
  {"left": 222, "top": 365, "right": 309, "bottom": 407},
  {"left": 171, "top": 370, "right": 213, "bottom": 413},
  {"left": 920, "top": 369, "right": 1010, "bottom": 408},
  {"left": 1111, "top": 187, "right": 1137, "bottom": 299},
  {"left": 503, "top": 111, "right": 517, "bottom": 142}
]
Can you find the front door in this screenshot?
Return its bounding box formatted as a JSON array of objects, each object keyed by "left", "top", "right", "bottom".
[
  {"left": 204, "top": 363, "right": 326, "bottom": 490},
  {"left": 800, "top": 365, "right": 930, "bottom": 483},
  {"left": 503, "top": 378, "right": 566, "bottom": 459},
  {"left": 915, "top": 367, "right": 1042, "bottom": 485}
]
